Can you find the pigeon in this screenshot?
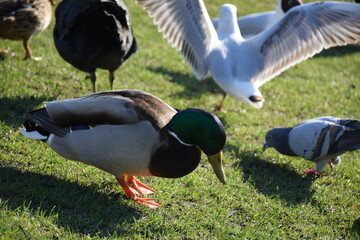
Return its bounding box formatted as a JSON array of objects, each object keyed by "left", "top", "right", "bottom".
[
  {"left": 53, "top": 0, "right": 138, "bottom": 92},
  {"left": 212, "top": 0, "right": 302, "bottom": 38},
  {"left": 135, "top": 0, "right": 360, "bottom": 109},
  {"left": 263, "top": 116, "right": 360, "bottom": 174}
]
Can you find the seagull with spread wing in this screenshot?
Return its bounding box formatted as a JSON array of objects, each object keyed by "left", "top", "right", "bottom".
[{"left": 136, "top": 0, "right": 360, "bottom": 110}]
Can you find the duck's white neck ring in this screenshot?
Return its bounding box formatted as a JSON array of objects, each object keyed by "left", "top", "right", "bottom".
[{"left": 168, "top": 131, "right": 193, "bottom": 147}]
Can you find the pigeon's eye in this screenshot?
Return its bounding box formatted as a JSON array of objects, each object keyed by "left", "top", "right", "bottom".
[{"left": 266, "top": 134, "right": 271, "bottom": 140}]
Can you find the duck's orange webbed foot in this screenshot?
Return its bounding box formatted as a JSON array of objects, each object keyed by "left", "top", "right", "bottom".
[
  {"left": 125, "top": 175, "right": 156, "bottom": 195},
  {"left": 116, "top": 176, "right": 160, "bottom": 209}
]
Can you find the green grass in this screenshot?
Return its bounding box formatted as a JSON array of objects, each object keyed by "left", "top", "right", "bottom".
[{"left": 1, "top": 0, "right": 359, "bottom": 239}]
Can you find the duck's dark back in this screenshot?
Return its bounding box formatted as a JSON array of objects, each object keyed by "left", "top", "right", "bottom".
[{"left": 53, "top": 0, "right": 137, "bottom": 73}]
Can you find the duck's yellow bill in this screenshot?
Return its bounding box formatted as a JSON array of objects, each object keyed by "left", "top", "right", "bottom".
[{"left": 208, "top": 152, "right": 226, "bottom": 184}]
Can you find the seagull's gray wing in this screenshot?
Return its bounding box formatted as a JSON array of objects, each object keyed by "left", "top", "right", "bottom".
[
  {"left": 248, "top": 1, "right": 360, "bottom": 87},
  {"left": 136, "top": 0, "right": 219, "bottom": 79}
]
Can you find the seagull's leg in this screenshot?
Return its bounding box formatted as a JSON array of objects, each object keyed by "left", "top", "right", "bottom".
[
  {"left": 116, "top": 175, "right": 160, "bottom": 209},
  {"left": 215, "top": 93, "right": 227, "bottom": 112},
  {"left": 109, "top": 71, "right": 115, "bottom": 90},
  {"left": 22, "top": 38, "right": 41, "bottom": 61},
  {"left": 125, "top": 175, "right": 156, "bottom": 195},
  {"left": 0, "top": 50, "right": 16, "bottom": 57}
]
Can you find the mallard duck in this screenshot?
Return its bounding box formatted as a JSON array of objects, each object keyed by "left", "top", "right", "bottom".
[
  {"left": 212, "top": 0, "right": 302, "bottom": 38},
  {"left": 0, "top": 0, "right": 55, "bottom": 60},
  {"left": 21, "top": 89, "right": 226, "bottom": 208},
  {"left": 263, "top": 116, "right": 360, "bottom": 175},
  {"left": 53, "top": 0, "right": 138, "bottom": 92},
  {"left": 136, "top": 0, "right": 360, "bottom": 110}
]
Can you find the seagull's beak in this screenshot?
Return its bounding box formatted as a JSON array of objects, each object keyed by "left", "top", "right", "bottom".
[
  {"left": 208, "top": 152, "right": 226, "bottom": 184},
  {"left": 263, "top": 141, "right": 268, "bottom": 151}
]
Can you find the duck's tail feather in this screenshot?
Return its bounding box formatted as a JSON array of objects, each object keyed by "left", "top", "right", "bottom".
[{"left": 22, "top": 108, "right": 68, "bottom": 139}]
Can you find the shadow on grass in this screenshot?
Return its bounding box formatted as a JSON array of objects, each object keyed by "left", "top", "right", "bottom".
[
  {"left": 0, "top": 95, "right": 53, "bottom": 127},
  {"left": 232, "top": 150, "right": 316, "bottom": 206},
  {"left": 147, "top": 66, "right": 224, "bottom": 98},
  {"left": 352, "top": 218, "right": 360, "bottom": 238},
  {"left": 0, "top": 167, "right": 141, "bottom": 237},
  {"left": 315, "top": 44, "right": 360, "bottom": 58}
]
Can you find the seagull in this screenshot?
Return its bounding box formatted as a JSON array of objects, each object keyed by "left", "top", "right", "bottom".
[
  {"left": 263, "top": 116, "right": 360, "bottom": 175},
  {"left": 53, "top": 0, "right": 138, "bottom": 92},
  {"left": 212, "top": 0, "right": 303, "bottom": 38},
  {"left": 135, "top": 0, "right": 360, "bottom": 109},
  {"left": 21, "top": 89, "right": 226, "bottom": 208}
]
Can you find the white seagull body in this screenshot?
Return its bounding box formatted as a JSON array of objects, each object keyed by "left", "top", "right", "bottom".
[
  {"left": 212, "top": 0, "right": 302, "bottom": 38},
  {"left": 136, "top": 0, "right": 360, "bottom": 108}
]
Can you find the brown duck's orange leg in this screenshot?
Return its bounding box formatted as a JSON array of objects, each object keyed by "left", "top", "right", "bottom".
[
  {"left": 116, "top": 175, "right": 160, "bottom": 209},
  {"left": 22, "top": 39, "right": 41, "bottom": 61}
]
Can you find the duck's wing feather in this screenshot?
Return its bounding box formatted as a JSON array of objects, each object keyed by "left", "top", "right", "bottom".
[
  {"left": 55, "top": 0, "right": 130, "bottom": 39},
  {"left": 136, "top": 0, "right": 219, "bottom": 80},
  {"left": 35, "top": 90, "right": 176, "bottom": 130},
  {"left": 24, "top": 108, "right": 68, "bottom": 137},
  {"left": 248, "top": 2, "right": 360, "bottom": 87},
  {"left": 0, "top": 0, "right": 19, "bottom": 16}
]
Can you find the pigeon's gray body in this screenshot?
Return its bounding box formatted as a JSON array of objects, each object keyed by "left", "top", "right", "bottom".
[{"left": 264, "top": 116, "right": 360, "bottom": 173}]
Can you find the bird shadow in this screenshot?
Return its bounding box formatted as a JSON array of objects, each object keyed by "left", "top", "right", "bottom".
[
  {"left": 314, "top": 44, "right": 360, "bottom": 58},
  {"left": 147, "top": 66, "right": 224, "bottom": 98},
  {"left": 0, "top": 167, "right": 141, "bottom": 237},
  {"left": 231, "top": 148, "right": 316, "bottom": 206},
  {"left": 0, "top": 95, "right": 53, "bottom": 127},
  {"left": 352, "top": 218, "right": 360, "bottom": 238}
]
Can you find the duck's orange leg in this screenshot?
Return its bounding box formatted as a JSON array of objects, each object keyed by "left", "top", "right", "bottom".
[
  {"left": 116, "top": 176, "right": 160, "bottom": 209},
  {"left": 22, "top": 39, "right": 41, "bottom": 61}
]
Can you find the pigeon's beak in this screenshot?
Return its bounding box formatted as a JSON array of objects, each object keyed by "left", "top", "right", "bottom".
[
  {"left": 262, "top": 141, "right": 268, "bottom": 151},
  {"left": 208, "top": 152, "right": 226, "bottom": 184}
]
